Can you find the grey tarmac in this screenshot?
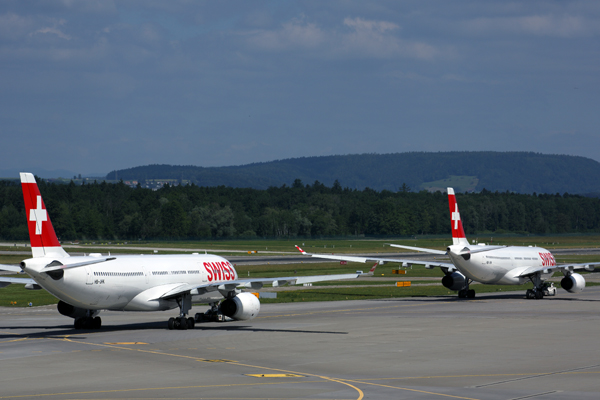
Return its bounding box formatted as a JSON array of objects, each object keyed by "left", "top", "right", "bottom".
[{"left": 1, "top": 286, "right": 600, "bottom": 399}]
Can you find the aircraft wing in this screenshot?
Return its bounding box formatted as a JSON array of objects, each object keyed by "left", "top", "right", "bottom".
[
  {"left": 517, "top": 262, "right": 599, "bottom": 278},
  {"left": 294, "top": 245, "right": 456, "bottom": 272},
  {"left": 387, "top": 243, "right": 447, "bottom": 255},
  {"left": 389, "top": 243, "right": 506, "bottom": 256},
  {"left": 157, "top": 273, "right": 361, "bottom": 300}
]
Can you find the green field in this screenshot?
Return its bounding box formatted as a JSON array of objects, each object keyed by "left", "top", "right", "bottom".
[
  {"left": 0, "top": 283, "right": 58, "bottom": 307},
  {"left": 5, "top": 235, "right": 600, "bottom": 257}
]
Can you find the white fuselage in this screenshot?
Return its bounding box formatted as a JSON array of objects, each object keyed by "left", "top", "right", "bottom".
[
  {"left": 21, "top": 253, "right": 238, "bottom": 311},
  {"left": 448, "top": 245, "right": 555, "bottom": 284}
]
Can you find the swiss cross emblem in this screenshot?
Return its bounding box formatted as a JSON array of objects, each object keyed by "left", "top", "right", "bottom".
[
  {"left": 451, "top": 204, "right": 460, "bottom": 230},
  {"left": 29, "top": 196, "right": 47, "bottom": 235}
]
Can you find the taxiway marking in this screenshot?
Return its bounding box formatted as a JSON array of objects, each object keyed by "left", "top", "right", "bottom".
[{"left": 340, "top": 378, "right": 479, "bottom": 400}]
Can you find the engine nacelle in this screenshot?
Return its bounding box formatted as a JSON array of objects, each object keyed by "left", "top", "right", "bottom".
[
  {"left": 57, "top": 300, "right": 89, "bottom": 319},
  {"left": 442, "top": 272, "right": 467, "bottom": 291},
  {"left": 220, "top": 292, "right": 260, "bottom": 321},
  {"left": 561, "top": 273, "right": 586, "bottom": 293}
]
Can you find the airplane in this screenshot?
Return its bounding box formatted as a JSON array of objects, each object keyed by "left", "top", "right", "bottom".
[
  {"left": 0, "top": 173, "right": 359, "bottom": 330},
  {"left": 296, "top": 187, "right": 598, "bottom": 299}
]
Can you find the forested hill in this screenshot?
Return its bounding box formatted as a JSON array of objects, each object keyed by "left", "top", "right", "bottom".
[{"left": 106, "top": 152, "right": 600, "bottom": 194}]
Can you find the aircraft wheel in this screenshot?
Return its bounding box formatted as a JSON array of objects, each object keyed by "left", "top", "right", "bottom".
[
  {"left": 92, "top": 317, "right": 102, "bottom": 329},
  {"left": 458, "top": 290, "right": 466, "bottom": 298},
  {"left": 535, "top": 291, "right": 543, "bottom": 299},
  {"left": 74, "top": 318, "right": 83, "bottom": 329},
  {"left": 467, "top": 290, "right": 475, "bottom": 298},
  {"left": 525, "top": 289, "right": 533, "bottom": 299},
  {"left": 187, "top": 317, "right": 195, "bottom": 329},
  {"left": 179, "top": 317, "right": 188, "bottom": 330},
  {"left": 167, "top": 317, "right": 175, "bottom": 330}
]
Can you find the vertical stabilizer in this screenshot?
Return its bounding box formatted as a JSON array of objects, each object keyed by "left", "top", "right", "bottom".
[
  {"left": 20, "top": 173, "right": 69, "bottom": 258},
  {"left": 447, "top": 188, "right": 469, "bottom": 246}
]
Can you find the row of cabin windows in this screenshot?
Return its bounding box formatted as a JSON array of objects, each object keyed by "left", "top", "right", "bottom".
[
  {"left": 92, "top": 270, "right": 203, "bottom": 277},
  {"left": 151, "top": 270, "right": 201, "bottom": 275},
  {"left": 94, "top": 272, "right": 143, "bottom": 277}
]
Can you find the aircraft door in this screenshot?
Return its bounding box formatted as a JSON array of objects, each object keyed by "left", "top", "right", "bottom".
[
  {"left": 199, "top": 263, "right": 207, "bottom": 283},
  {"left": 84, "top": 265, "right": 94, "bottom": 285},
  {"left": 142, "top": 266, "right": 149, "bottom": 284}
]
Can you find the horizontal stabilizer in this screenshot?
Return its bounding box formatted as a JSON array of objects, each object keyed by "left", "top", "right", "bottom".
[
  {"left": 42, "top": 257, "right": 116, "bottom": 273},
  {"left": 0, "top": 276, "right": 36, "bottom": 286},
  {"left": 0, "top": 264, "right": 24, "bottom": 273},
  {"left": 461, "top": 245, "right": 505, "bottom": 254}
]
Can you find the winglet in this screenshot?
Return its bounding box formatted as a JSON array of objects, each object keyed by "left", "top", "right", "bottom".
[
  {"left": 20, "top": 173, "right": 69, "bottom": 258},
  {"left": 367, "top": 262, "right": 378, "bottom": 275},
  {"left": 447, "top": 187, "right": 469, "bottom": 246},
  {"left": 295, "top": 245, "right": 307, "bottom": 254}
]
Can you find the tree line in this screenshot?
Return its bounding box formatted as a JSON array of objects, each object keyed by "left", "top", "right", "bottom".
[{"left": 1, "top": 178, "right": 599, "bottom": 241}]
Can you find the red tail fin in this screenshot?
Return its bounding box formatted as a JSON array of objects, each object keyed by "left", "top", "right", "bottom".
[
  {"left": 20, "top": 173, "right": 68, "bottom": 258},
  {"left": 447, "top": 188, "right": 469, "bottom": 246}
]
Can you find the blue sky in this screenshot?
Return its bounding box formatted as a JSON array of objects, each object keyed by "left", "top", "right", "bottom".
[{"left": 1, "top": 1, "right": 599, "bottom": 177}]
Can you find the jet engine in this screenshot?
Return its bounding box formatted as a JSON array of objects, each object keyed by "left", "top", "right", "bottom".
[
  {"left": 561, "top": 273, "right": 586, "bottom": 293},
  {"left": 219, "top": 292, "right": 260, "bottom": 321},
  {"left": 442, "top": 272, "right": 467, "bottom": 291},
  {"left": 57, "top": 300, "right": 89, "bottom": 319}
]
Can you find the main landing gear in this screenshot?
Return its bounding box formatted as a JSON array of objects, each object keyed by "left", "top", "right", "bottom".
[
  {"left": 195, "top": 301, "right": 227, "bottom": 323},
  {"left": 525, "top": 288, "right": 543, "bottom": 299},
  {"left": 74, "top": 316, "right": 101, "bottom": 329},
  {"left": 457, "top": 279, "right": 475, "bottom": 299},
  {"left": 74, "top": 312, "right": 101, "bottom": 329},
  {"left": 525, "top": 274, "right": 556, "bottom": 300},
  {"left": 167, "top": 316, "right": 195, "bottom": 330},
  {"left": 167, "top": 293, "right": 196, "bottom": 330}
]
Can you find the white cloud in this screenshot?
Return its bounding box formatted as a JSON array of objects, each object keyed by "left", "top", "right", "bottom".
[
  {"left": 244, "top": 15, "right": 440, "bottom": 60},
  {"left": 245, "top": 15, "right": 325, "bottom": 50},
  {"left": 31, "top": 26, "right": 71, "bottom": 40},
  {"left": 343, "top": 17, "right": 399, "bottom": 33},
  {"left": 465, "top": 14, "right": 598, "bottom": 37},
  {"left": 29, "top": 18, "right": 71, "bottom": 40}
]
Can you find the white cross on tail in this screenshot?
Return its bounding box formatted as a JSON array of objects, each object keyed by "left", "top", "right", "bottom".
[
  {"left": 452, "top": 204, "right": 460, "bottom": 230},
  {"left": 29, "top": 196, "right": 47, "bottom": 235}
]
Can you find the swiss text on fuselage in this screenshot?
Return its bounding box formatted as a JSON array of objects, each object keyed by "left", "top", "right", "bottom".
[{"left": 204, "top": 261, "right": 236, "bottom": 282}]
